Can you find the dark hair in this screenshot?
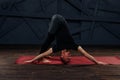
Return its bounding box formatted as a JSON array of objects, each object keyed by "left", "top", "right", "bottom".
[{"left": 60, "top": 56, "right": 71, "bottom": 64}]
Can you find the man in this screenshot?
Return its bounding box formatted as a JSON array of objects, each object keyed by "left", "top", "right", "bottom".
[{"left": 25, "top": 14, "right": 107, "bottom": 65}]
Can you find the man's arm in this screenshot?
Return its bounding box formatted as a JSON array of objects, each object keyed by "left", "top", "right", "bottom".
[
  {"left": 25, "top": 48, "right": 53, "bottom": 63},
  {"left": 77, "top": 46, "right": 107, "bottom": 65}
]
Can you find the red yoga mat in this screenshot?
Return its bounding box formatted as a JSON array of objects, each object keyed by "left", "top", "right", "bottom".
[{"left": 15, "top": 56, "right": 120, "bottom": 65}]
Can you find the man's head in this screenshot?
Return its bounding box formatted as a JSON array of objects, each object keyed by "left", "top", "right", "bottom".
[{"left": 60, "top": 49, "right": 71, "bottom": 64}]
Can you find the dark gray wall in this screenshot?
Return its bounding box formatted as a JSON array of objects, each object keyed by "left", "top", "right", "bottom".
[{"left": 0, "top": 0, "right": 120, "bottom": 45}]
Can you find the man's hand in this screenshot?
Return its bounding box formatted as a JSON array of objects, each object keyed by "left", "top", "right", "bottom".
[
  {"left": 96, "top": 61, "right": 109, "bottom": 65},
  {"left": 24, "top": 60, "right": 33, "bottom": 63}
]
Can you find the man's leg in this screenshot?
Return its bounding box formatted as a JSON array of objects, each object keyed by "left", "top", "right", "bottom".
[{"left": 40, "top": 14, "right": 63, "bottom": 53}]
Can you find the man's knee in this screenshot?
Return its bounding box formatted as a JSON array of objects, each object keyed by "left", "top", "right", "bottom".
[{"left": 52, "top": 14, "right": 65, "bottom": 21}]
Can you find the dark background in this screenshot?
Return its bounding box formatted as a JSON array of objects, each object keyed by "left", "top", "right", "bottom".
[{"left": 0, "top": 0, "right": 120, "bottom": 45}]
